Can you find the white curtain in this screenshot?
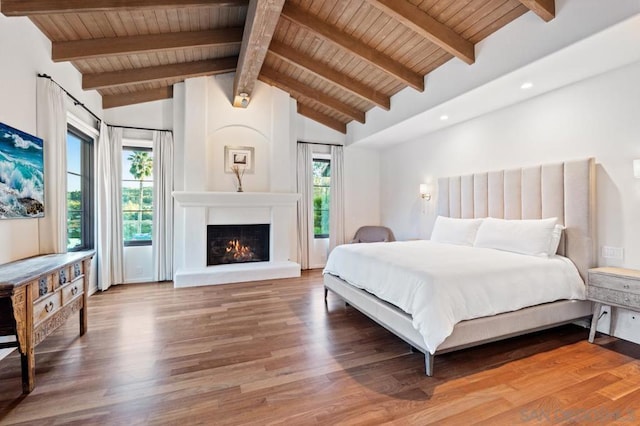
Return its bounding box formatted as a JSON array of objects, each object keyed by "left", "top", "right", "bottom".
[
  {"left": 152, "top": 130, "right": 174, "bottom": 282},
  {"left": 329, "top": 145, "right": 345, "bottom": 252},
  {"left": 296, "top": 143, "right": 313, "bottom": 270},
  {"left": 36, "top": 78, "right": 68, "bottom": 254},
  {"left": 96, "top": 124, "right": 123, "bottom": 290}
]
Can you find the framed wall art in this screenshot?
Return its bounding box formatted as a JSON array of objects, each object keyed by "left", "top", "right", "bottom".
[
  {"left": 0, "top": 122, "right": 44, "bottom": 219},
  {"left": 224, "top": 145, "right": 254, "bottom": 174}
]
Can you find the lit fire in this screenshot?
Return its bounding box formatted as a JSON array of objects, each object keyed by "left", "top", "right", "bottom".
[{"left": 225, "top": 239, "right": 256, "bottom": 262}]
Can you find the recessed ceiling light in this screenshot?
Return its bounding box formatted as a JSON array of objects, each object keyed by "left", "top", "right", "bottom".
[
  {"left": 440, "top": 115, "right": 449, "bottom": 121},
  {"left": 520, "top": 82, "right": 533, "bottom": 90}
]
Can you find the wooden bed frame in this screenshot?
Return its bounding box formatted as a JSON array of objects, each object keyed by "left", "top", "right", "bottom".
[{"left": 324, "top": 158, "right": 596, "bottom": 376}]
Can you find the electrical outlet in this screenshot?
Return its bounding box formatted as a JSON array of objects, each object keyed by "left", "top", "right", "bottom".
[{"left": 602, "top": 246, "right": 624, "bottom": 260}]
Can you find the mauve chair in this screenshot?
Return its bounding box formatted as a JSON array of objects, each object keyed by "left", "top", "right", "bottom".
[{"left": 350, "top": 226, "right": 395, "bottom": 243}]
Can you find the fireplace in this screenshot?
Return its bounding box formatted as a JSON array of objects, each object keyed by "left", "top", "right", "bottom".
[{"left": 207, "top": 224, "right": 270, "bottom": 266}]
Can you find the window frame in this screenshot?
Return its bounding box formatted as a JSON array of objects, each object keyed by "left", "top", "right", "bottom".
[
  {"left": 312, "top": 157, "right": 331, "bottom": 239},
  {"left": 122, "top": 144, "right": 154, "bottom": 247},
  {"left": 66, "top": 125, "right": 95, "bottom": 252}
]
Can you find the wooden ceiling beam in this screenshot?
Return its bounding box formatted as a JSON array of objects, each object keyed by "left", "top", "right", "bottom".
[
  {"left": 367, "top": 0, "right": 475, "bottom": 65},
  {"left": 1, "top": 0, "right": 246, "bottom": 16},
  {"left": 102, "top": 86, "right": 173, "bottom": 109},
  {"left": 260, "top": 65, "right": 365, "bottom": 124},
  {"left": 297, "top": 104, "right": 347, "bottom": 134},
  {"left": 83, "top": 57, "right": 237, "bottom": 90},
  {"left": 268, "top": 40, "right": 390, "bottom": 110},
  {"left": 518, "top": 0, "right": 555, "bottom": 22},
  {"left": 232, "top": 0, "right": 285, "bottom": 107},
  {"left": 281, "top": 2, "right": 424, "bottom": 92},
  {"left": 53, "top": 28, "right": 243, "bottom": 62}
]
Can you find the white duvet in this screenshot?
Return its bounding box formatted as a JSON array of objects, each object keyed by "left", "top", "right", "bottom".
[{"left": 323, "top": 240, "right": 585, "bottom": 354}]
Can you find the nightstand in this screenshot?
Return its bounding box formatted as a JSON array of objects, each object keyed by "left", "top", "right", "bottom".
[{"left": 587, "top": 267, "right": 640, "bottom": 343}]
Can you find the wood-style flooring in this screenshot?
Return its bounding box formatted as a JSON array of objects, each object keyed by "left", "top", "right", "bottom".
[{"left": 0, "top": 270, "right": 639, "bottom": 425}]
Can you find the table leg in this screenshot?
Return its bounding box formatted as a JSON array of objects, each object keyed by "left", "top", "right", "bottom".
[
  {"left": 20, "top": 349, "right": 35, "bottom": 393},
  {"left": 80, "top": 258, "right": 91, "bottom": 336},
  {"left": 588, "top": 302, "right": 602, "bottom": 343},
  {"left": 11, "top": 286, "right": 35, "bottom": 393}
]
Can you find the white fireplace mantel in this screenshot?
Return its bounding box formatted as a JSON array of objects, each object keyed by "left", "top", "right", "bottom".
[
  {"left": 173, "top": 191, "right": 301, "bottom": 207},
  {"left": 172, "top": 190, "right": 301, "bottom": 288}
]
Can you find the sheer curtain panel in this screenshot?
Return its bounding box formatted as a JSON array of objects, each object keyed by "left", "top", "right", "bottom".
[
  {"left": 96, "top": 124, "right": 124, "bottom": 290},
  {"left": 296, "top": 143, "right": 313, "bottom": 269},
  {"left": 329, "top": 145, "right": 345, "bottom": 252},
  {"left": 152, "top": 130, "right": 174, "bottom": 282},
  {"left": 36, "top": 78, "right": 68, "bottom": 254}
]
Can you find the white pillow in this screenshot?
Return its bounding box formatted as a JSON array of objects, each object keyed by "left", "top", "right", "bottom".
[
  {"left": 548, "top": 224, "right": 565, "bottom": 256},
  {"left": 473, "top": 217, "right": 558, "bottom": 257},
  {"left": 431, "top": 216, "right": 484, "bottom": 246}
]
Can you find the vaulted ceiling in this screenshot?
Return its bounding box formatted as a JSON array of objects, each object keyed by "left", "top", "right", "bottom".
[{"left": 1, "top": 0, "right": 556, "bottom": 133}]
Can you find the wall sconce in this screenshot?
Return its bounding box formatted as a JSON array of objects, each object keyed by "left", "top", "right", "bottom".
[
  {"left": 634, "top": 159, "right": 640, "bottom": 179},
  {"left": 239, "top": 92, "right": 249, "bottom": 107},
  {"left": 233, "top": 92, "right": 250, "bottom": 108},
  {"left": 420, "top": 184, "right": 431, "bottom": 201}
]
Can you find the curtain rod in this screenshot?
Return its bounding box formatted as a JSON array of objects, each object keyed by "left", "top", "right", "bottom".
[
  {"left": 111, "top": 124, "right": 173, "bottom": 133},
  {"left": 37, "top": 74, "right": 173, "bottom": 134},
  {"left": 38, "top": 73, "right": 102, "bottom": 124},
  {"left": 297, "top": 140, "right": 344, "bottom": 147}
]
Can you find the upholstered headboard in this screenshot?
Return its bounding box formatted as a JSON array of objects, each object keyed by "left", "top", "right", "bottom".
[{"left": 437, "top": 158, "right": 596, "bottom": 280}]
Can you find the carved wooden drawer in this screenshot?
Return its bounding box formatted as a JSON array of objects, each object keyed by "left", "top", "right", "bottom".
[
  {"left": 61, "top": 280, "right": 83, "bottom": 305},
  {"left": 33, "top": 292, "right": 62, "bottom": 326}
]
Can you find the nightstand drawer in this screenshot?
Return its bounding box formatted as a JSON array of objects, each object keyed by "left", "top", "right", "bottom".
[
  {"left": 588, "top": 273, "right": 640, "bottom": 294},
  {"left": 587, "top": 285, "right": 640, "bottom": 310}
]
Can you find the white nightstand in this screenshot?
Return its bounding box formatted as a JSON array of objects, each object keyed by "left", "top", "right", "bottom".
[{"left": 587, "top": 267, "right": 640, "bottom": 343}]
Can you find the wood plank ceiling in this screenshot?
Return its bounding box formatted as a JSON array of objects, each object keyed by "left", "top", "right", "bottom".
[{"left": 1, "top": 0, "right": 555, "bottom": 133}]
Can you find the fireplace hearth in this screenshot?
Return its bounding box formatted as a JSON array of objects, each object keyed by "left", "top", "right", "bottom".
[{"left": 207, "top": 224, "right": 270, "bottom": 266}]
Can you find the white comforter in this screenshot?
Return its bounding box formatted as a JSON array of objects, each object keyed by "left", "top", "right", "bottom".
[{"left": 323, "top": 240, "right": 585, "bottom": 354}]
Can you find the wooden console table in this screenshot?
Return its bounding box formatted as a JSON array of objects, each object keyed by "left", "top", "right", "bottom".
[{"left": 0, "top": 251, "right": 94, "bottom": 393}]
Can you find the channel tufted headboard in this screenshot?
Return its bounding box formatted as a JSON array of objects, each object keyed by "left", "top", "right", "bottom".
[{"left": 437, "top": 158, "right": 596, "bottom": 280}]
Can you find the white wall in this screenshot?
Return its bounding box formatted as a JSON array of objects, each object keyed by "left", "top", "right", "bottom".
[
  {"left": 0, "top": 15, "right": 102, "bottom": 266},
  {"left": 380, "top": 59, "right": 640, "bottom": 342},
  {"left": 123, "top": 246, "right": 153, "bottom": 283},
  {"left": 103, "top": 99, "right": 173, "bottom": 132},
  {"left": 344, "top": 146, "right": 381, "bottom": 240}
]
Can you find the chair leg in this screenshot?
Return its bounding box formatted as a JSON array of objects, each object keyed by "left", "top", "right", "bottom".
[{"left": 324, "top": 287, "right": 328, "bottom": 301}]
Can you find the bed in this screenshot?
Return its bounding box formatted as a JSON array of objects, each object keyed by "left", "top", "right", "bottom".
[{"left": 323, "top": 158, "right": 596, "bottom": 376}]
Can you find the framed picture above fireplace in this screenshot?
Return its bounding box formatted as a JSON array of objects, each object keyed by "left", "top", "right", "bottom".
[{"left": 224, "top": 145, "right": 254, "bottom": 174}]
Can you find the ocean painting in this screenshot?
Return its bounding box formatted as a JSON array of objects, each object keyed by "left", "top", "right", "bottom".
[{"left": 0, "top": 122, "right": 44, "bottom": 218}]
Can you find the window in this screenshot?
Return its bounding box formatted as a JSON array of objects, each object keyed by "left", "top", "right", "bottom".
[
  {"left": 66, "top": 127, "right": 94, "bottom": 251},
  {"left": 122, "top": 146, "right": 153, "bottom": 246},
  {"left": 313, "top": 158, "right": 330, "bottom": 238}
]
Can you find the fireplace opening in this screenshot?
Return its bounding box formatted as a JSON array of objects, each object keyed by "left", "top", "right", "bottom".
[{"left": 207, "top": 224, "right": 270, "bottom": 266}]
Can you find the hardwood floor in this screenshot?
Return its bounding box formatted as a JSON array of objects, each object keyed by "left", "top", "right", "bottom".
[{"left": 0, "top": 270, "right": 639, "bottom": 425}]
